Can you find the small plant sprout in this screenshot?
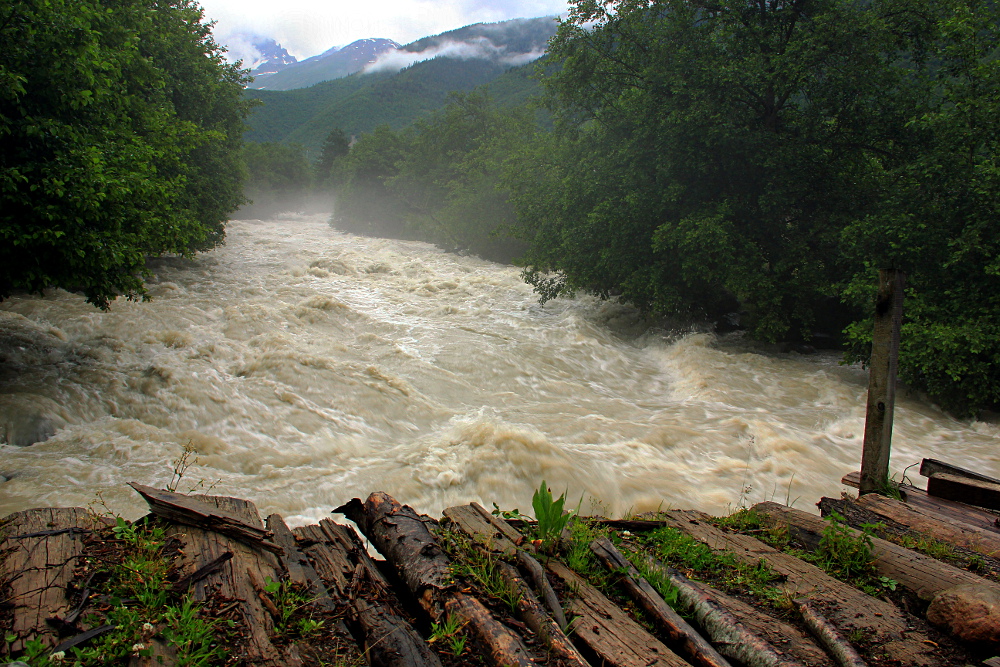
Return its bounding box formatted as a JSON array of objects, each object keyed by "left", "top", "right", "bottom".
[{"left": 532, "top": 480, "right": 581, "bottom": 549}]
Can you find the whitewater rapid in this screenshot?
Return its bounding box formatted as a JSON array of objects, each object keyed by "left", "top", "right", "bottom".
[{"left": 1, "top": 216, "right": 998, "bottom": 524}]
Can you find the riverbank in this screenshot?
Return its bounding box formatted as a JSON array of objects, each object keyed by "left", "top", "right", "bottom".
[{"left": 3, "top": 477, "right": 999, "bottom": 666}]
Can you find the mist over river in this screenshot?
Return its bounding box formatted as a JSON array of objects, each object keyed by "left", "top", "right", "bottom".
[{"left": 2, "top": 216, "right": 999, "bottom": 525}]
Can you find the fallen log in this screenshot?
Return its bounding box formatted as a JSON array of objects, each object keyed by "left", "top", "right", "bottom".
[
  {"left": 336, "top": 492, "right": 536, "bottom": 666},
  {"left": 652, "top": 509, "right": 940, "bottom": 667},
  {"left": 0, "top": 507, "right": 108, "bottom": 653},
  {"left": 920, "top": 459, "right": 1000, "bottom": 486},
  {"left": 854, "top": 493, "right": 1000, "bottom": 558},
  {"left": 639, "top": 556, "right": 805, "bottom": 667},
  {"left": 590, "top": 537, "right": 733, "bottom": 667},
  {"left": 129, "top": 482, "right": 281, "bottom": 554},
  {"left": 794, "top": 599, "right": 867, "bottom": 667},
  {"left": 754, "top": 501, "right": 989, "bottom": 601},
  {"left": 547, "top": 560, "right": 690, "bottom": 667}
]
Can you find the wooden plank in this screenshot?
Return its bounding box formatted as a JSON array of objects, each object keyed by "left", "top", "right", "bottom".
[
  {"left": 860, "top": 269, "right": 904, "bottom": 495},
  {"left": 842, "top": 471, "right": 1000, "bottom": 534},
  {"left": 653, "top": 509, "right": 941, "bottom": 667},
  {"left": 0, "top": 508, "right": 107, "bottom": 652},
  {"left": 129, "top": 482, "right": 281, "bottom": 553},
  {"left": 163, "top": 494, "right": 298, "bottom": 667},
  {"left": 927, "top": 472, "right": 1000, "bottom": 512},
  {"left": 443, "top": 504, "right": 518, "bottom": 557},
  {"left": 919, "top": 458, "right": 1000, "bottom": 486},
  {"left": 755, "top": 502, "right": 986, "bottom": 601},
  {"left": 547, "top": 560, "right": 690, "bottom": 667},
  {"left": 855, "top": 493, "right": 1000, "bottom": 557}
]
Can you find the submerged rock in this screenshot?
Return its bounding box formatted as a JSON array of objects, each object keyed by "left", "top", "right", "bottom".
[{"left": 0, "top": 393, "right": 68, "bottom": 446}]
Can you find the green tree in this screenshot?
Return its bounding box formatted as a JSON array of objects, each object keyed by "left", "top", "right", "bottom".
[
  {"left": 0, "top": 0, "right": 252, "bottom": 308},
  {"left": 315, "top": 128, "right": 351, "bottom": 184},
  {"left": 506, "top": 0, "right": 912, "bottom": 340}
]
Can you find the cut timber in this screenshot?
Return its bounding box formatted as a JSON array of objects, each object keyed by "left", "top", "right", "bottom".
[
  {"left": 855, "top": 493, "right": 1000, "bottom": 558},
  {"left": 920, "top": 458, "right": 1000, "bottom": 486},
  {"left": 651, "top": 509, "right": 941, "bottom": 667},
  {"left": 590, "top": 537, "right": 733, "bottom": 667},
  {"left": 842, "top": 471, "right": 1000, "bottom": 534},
  {"left": 294, "top": 519, "right": 443, "bottom": 667},
  {"left": 639, "top": 556, "right": 805, "bottom": 667},
  {"left": 445, "top": 502, "right": 569, "bottom": 631},
  {"left": 337, "top": 492, "right": 535, "bottom": 666},
  {"left": 754, "top": 501, "right": 989, "bottom": 601},
  {"left": 794, "top": 599, "right": 867, "bottom": 667},
  {"left": 927, "top": 472, "right": 1000, "bottom": 512},
  {"left": 443, "top": 504, "right": 586, "bottom": 665},
  {"left": 547, "top": 560, "right": 689, "bottom": 667},
  {"left": 129, "top": 482, "right": 281, "bottom": 553},
  {"left": 161, "top": 493, "right": 298, "bottom": 667},
  {"left": 495, "top": 561, "right": 590, "bottom": 667},
  {"left": 0, "top": 508, "right": 107, "bottom": 652}
]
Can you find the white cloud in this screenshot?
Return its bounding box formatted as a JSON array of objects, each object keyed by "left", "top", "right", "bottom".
[
  {"left": 200, "top": 0, "right": 568, "bottom": 61},
  {"left": 363, "top": 37, "right": 545, "bottom": 73}
]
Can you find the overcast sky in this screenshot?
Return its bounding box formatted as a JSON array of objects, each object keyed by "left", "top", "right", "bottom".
[{"left": 201, "top": 0, "right": 570, "bottom": 64}]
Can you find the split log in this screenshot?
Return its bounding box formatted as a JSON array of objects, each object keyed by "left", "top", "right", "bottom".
[
  {"left": 293, "top": 520, "right": 442, "bottom": 667},
  {"left": 854, "top": 493, "right": 1000, "bottom": 558},
  {"left": 337, "top": 492, "right": 536, "bottom": 666},
  {"left": 266, "top": 514, "right": 336, "bottom": 612},
  {"left": 639, "top": 556, "right": 804, "bottom": 667},
  {"left": 841, "top": 471, "right": 1000, "bottom": 534},
  {"left": 546, "top": 560, "right": 690, "bottom": 667},
  {"left": 590, "top": 537, "right": 733, "bottom": 667},
  {"left": 754, "top": 501, "right": 988, "bottom": 601},
  {"left": 494, "top": 560, "right": 590, "bottom": 667},
  {"left": 444, "top": 503, "right": 569, "bottom": 631},
  {"left": 0, "top": 508, "right": 108, "bottom": 652},
  {"left": 129, "top": 482, "right": 281, "bottom": 553},
  {"left": 651, "top": 509, "right": 941, "bottom": 667},
  {"left": 793, "top": 599, "right": 867, "bottom": 667},
  {"left": 927, "top": 473, "right": 1000, "bottom": 512},
  {"left": 160, "top": 493, "right": 298, "bottom": 667}
]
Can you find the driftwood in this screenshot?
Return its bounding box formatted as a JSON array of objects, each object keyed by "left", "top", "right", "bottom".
[
  {"left": 754, "top": 501, "right": 989, "bottom": 601},
  {"left": 547, "top": 560, "right": 689, "bottom": 667},
  {"left": 293, "top": 519, "right": 442, "bottom": 667},
  {"left": 444, "top": 502, "right": 569, "bottom": 631},
  {"left": 927, "top": 472, "right": 1000, "bottom": 512},
  {"left": 794, "top": 599, "right": 867, "bottom": 667},
  {"left": 336, "top": 492, "right": 535, "bottom": 667},
  {"left": 920, "top": 458, "right": 1000, "bottom": 486},
  {"left": 651, "top": 509, "right": 941, "bottom": 667},
  {"left": 590, "top": 537, "right": 733, "bottom": 667},
  {"left": 0, "top": 508, "right": 107, "bottom": 652},
  {"left": 129, "top": 482, "right": 281, "bottom": 554},
  {"left": 640, "top": 556, "right": 804, "bottom": 667}
]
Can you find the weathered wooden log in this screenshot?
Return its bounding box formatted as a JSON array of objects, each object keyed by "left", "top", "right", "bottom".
[
  {"left": 639, "top": 556, "right": 804, "bottom": 667},
  {"left": 754, "top": 501, "right": 989, "bottom": 601},
  {"left": 547, "top": 560, "right": 690, "bottom": 667},
  {"left": 590, "top": 537, "right": 733, "bottom": 667},
  {"left": 495, "top": 560, "right": 590, "bottom": 667},
  {"left": 293, "top": 520, "right": 441, "bottom": 667},
  {"left": 794, "top": 599, "right": 867, "bottom": 667},
  {"left": 0, "top": 507, "right": 108, "bottom": 653},
  {"left": 336, "top": 492, "right": 536, "bottom": 666},
  {"left": 129, "top": 482, "right": 282, "bottom": 553},
  {"left": 161, "top": 493, "right": 299, "bottom": 666},
  {"left": 927, "top": 472, "right": 1000, "bottom": 512},
  {"left": 266, "top": 514, "right": 337, "bottom": 612},
  {"left": 444, "top": 502, "right": 570, "bottom": 632},
  {"left": 854, "top": 493, "right": 1000, "bottom": 557},
  {"left": 652, "top": 509, "right": 941, "bottom": 667}
]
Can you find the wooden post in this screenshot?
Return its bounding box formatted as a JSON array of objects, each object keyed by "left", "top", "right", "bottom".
[{"left": 860, "top": 269, "right": 905, "bottom": 495}]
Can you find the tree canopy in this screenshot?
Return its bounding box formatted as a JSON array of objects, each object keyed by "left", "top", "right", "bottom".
[{"left": 0, "top": 0, "right": 252, "bottom": 308}]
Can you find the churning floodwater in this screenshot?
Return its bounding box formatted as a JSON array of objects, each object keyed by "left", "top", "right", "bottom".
[{"left": 1, "top": 216, "right": 998, "bottom": 525}]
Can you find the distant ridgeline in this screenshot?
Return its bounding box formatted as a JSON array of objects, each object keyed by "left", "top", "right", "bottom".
[{"left": 242, "top": 17, "right": 555, "bottom": 153}]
